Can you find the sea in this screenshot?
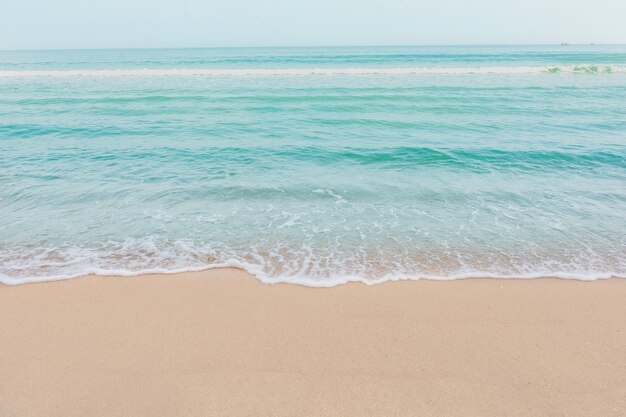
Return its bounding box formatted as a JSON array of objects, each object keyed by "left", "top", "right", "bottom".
[{"left": 1, "top": 45, "right": 625, "bottom": 285}]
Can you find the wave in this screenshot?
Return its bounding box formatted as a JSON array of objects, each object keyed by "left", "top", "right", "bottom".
[
  {"left": 1, "top": 240, "right": 625, "bottom": 286},
  {"left": 1, "top": 261, "right": 624, "bottom": 287},
  {"left": 4, "top": 145, "right": 623, "bottom": 173},
  {"left": 1, "top": 65, "right": 625, "bottom": 77}
]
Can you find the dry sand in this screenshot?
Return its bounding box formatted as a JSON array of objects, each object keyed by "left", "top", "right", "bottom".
[{"left": 1, "top": 269, "right": 625, "bottom": 417}]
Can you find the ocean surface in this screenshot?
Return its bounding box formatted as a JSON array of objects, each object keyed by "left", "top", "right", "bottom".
[{"left": 1, "top": 45, "right": 625, "bottom": 285}]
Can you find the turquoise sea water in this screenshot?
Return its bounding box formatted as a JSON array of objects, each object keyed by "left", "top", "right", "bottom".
[{"left": 1, "top": 45, "right": 625, "bottom": 285}]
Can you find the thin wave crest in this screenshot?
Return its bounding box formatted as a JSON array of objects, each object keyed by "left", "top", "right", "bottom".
[{"left": 1, "top": 64, "right": 626, "bottom": 77}]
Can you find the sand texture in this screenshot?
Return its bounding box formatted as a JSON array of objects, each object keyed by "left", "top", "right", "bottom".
[{"left": 1, "top": 269, "right": 625, "bottom": 417}]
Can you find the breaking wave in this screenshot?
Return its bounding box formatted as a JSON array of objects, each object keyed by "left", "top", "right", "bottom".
[{"left": 1, "top": 64, "right": 626, "bottom": 77}]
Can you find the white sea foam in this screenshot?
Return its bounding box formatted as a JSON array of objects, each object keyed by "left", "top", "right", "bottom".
[
  {"left": 1, "top": 242, "right": 624, "bottom": 287},
  {"left": 1, "top": 65, "right": 625, "bottom": 78},
  {"left": 1, "top": 261, "right": 624, "bottom": 287}
]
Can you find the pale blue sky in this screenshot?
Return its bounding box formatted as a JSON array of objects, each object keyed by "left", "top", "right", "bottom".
[{"left": 2, "top": 0, "right": 625, "bottom": 50}]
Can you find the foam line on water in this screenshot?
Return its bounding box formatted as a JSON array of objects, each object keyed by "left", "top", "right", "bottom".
[
  {"left": 1, "top": 261, "right": 625, "bottom": 287},
  {"left": 1, "top": 65, "right": 625, "bottom": 77}
]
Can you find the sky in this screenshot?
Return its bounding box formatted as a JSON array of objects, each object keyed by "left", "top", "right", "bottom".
[{"left": 1, "top": 0, "right": 626, "bottom": 50}]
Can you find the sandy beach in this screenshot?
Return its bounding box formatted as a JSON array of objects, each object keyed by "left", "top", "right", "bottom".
[{"left": 1, "top": 269, "right": 625, "bottom": 417}]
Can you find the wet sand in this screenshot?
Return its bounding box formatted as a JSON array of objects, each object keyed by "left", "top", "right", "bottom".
[{"left": 1, "top": 268, "right": 625, "bottom": 416}]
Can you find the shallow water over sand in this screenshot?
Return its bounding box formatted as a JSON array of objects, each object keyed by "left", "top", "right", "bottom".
[{"left": 1, "top": 45, "right": 625, "bottom": 284}]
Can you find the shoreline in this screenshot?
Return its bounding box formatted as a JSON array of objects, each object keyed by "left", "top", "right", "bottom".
[
  {"left": 1, "top": 269, "right": 625, "bottom": 416},
  {"left": 2, "top": 265, "right": 626, "bottom": 287}
]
